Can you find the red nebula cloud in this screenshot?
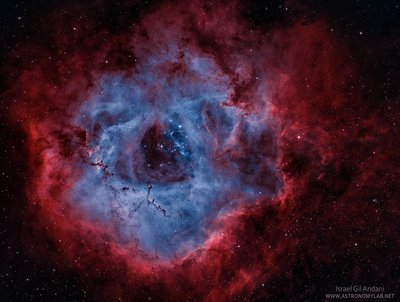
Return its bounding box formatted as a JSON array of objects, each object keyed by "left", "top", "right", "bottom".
[{"left": 6, "top": 1, "right": 399, "bottom": 301}]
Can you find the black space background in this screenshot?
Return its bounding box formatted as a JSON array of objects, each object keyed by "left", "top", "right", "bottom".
[{"left": 0, "top": 1, "right": 399, "bottom": 301}]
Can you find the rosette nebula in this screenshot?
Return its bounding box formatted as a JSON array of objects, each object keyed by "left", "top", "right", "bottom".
[{"left": 2, "top": 0, "right": 400, "bottom": 301}]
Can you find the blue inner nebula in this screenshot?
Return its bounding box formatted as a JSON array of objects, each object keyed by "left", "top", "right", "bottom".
[{"left": 71, "top": 48, "right": 281, "bottom": 260}]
